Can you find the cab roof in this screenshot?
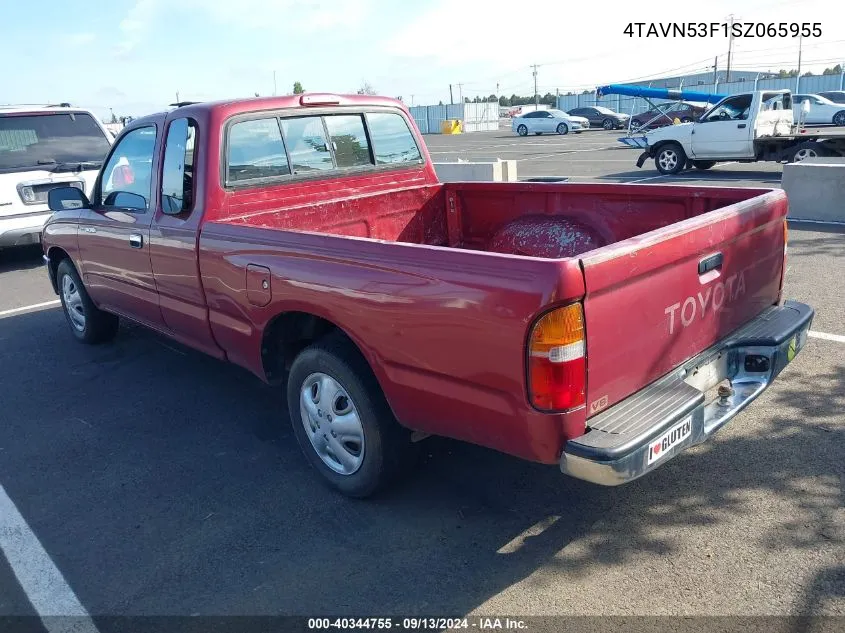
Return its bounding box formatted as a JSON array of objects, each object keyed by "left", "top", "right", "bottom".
[{"left": 136, "top": 93, "right": 407, "bottom": 124}]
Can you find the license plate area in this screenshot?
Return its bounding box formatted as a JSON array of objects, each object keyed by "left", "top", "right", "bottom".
[{"left": 682, "top": 351, "right": 729, "bottom": 394}]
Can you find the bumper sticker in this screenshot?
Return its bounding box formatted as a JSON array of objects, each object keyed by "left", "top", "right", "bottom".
[{"left": 647, "top": 417, "right": 692, "bottom": 466}]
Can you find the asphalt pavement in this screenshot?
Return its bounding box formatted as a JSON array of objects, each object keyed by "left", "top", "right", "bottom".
[{"left": 0, "top": 131, "right": 842, "bottom": 629}]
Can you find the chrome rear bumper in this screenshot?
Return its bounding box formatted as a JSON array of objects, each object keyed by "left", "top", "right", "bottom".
[{"left": 560, "top": 301, "right": 814, "bottom": 486}]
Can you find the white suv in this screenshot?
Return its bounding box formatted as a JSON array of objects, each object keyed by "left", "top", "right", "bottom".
[{"left": 0, "top": 105, "right": 112, "bottom": 249}]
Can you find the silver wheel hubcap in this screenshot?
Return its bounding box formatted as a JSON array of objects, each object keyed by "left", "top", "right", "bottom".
[
  {"left": 795, "top": 149, "right": 817, "bottom": 161},
  {"left": 604, "top": 120, "right": 613, "bottom": 129},
  {"left": 659, "top": 150, "right": 678, "bottom": 171},
  {"left": 299, "top": 372, "right": 365, "bottom": 475},
  {"left": 61, "top": 274, "right": 86, "bottom": 332}
]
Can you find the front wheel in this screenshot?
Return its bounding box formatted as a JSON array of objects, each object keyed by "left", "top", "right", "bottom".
[
  {"left": 287, "top": 333, "right": 415, "bottom": 498},
  {"left": 833, "top": 111, "right": 845, "bottom": 126},
  {"left": 556, "top": 123, "right": 569, "bottom": 135},
  {"left": 56, "top": 259, "right": 119, "bottom": 344},
  {"left": 516, "top": 124, "right": 528, "bottom": 136},
  {"left": 654, "top": 143, "right": 687, "bottom": 175},
  {"left": 602, "top": 118, "right": 615, "bottom": 130}
]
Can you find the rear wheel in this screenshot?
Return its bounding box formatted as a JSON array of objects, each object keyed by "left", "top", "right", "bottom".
[
  {"left": 56, "top": 259, "right": 119, "bottom": 344},
  {"left": 602, "top": 118, "right": 615, "bottom": 130},
  {"left": 692, "top": 160, "right": 716, "bottom": 170},
  {"left": 556, "top": 123, "right": 569, "bottom": 135},
  {"left": 517, "top": 124, "right": 528, "bottom": 136},
  {"left": 655, "top": 143, "right": 686, "bottom": 175},
  {"left": 833, "top": 111, "right": 845, "bottom": 126},
  {"left": 287, "top": 333, "right": 415, "bottom": 498},
  {"left": 789, "top": 141, "right": 826, "bottom": 163}
]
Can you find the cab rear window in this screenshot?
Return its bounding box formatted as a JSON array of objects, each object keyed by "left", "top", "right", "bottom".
[{"left": 224, "top": 110, "right": 421, "bottom": 187}]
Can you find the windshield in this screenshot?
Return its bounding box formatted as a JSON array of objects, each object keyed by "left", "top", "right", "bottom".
[
  {"left": 0, "top": 112, "right": 111, "bottom": 172},
  {"left": 594, "top": 106, "right": 615, "bottom": 114}
]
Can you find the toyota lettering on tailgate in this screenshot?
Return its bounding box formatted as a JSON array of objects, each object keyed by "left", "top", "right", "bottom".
[{"left": 664, "top": 271, "right": 747, "bottom": 335}]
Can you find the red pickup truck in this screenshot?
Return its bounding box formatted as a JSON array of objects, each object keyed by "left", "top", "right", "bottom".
[{"left": 41, "top": 93, "right": 813, "bottom": 497}]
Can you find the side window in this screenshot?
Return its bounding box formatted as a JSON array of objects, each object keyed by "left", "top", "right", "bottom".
[
  {"left": 227, "top": 118, "right": 290, "bottom": 183},
  {"left": 280, "top": 116, "right": 333, "bottom": 174},
  {"left": 160, "top": 118, "right": 197, "bottom": 214},
  {"left": 324, "top": 115, "right": 372, "bottom": 169},
  {"left": 100, "top": 126, "right": 157, "bottom": 210},
  {"left": 366, "top": 112, "right": 423, "bottom": 165},
  {"left": 705, "top": 95, "right": 753, "bottom": 122}
]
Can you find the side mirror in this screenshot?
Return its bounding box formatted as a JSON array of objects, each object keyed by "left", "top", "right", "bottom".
[
  {"left": 48, "top": 186, "right": 90, "bottom": 212},
  {"left": 103, "top": 191, "right": 147, "bottom": 210}
]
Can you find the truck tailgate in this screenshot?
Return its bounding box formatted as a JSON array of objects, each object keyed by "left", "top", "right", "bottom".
[{"left": 579, "top": 189, "right": 787, "bottom": 417}]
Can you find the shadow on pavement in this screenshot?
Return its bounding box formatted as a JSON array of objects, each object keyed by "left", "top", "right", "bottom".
[
  {"left": 0, "top": 245, "right": 44, "bottom": 274},
  {"left": 0, "top": 308, "right": 841, "bottom": 617}
]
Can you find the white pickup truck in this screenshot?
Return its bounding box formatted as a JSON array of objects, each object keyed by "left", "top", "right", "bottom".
[{"left": 635, "top": 90, "right": 845, "bottom": 174}]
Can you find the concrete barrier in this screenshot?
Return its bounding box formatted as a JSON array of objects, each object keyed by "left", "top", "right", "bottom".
[
  {"left": 433, "top": 160, "right": 517, "bottom": 182},
  {"left": 782, "top": 160, "right": 845, "bottom": 223}
]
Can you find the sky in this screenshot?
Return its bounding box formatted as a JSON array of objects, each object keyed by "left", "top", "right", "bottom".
[{"left": 1, "top": 0, "right": 843, "bottom": 121}]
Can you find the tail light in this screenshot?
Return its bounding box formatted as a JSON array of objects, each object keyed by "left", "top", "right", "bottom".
[{"left": 528, "top": 303, "right": 586, "bottom": 411}]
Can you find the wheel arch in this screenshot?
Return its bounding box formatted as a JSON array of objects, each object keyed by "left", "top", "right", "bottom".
[
  {"left": 45, "top": 246, "right": 72, "bottom": 294},
  {"left": 260, "top": 309, "right": 405, "bottom": 424}
]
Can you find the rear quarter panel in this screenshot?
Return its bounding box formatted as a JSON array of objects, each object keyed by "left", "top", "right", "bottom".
[{"left": 198, "top": 222, "right": 587, "bottom": 463}]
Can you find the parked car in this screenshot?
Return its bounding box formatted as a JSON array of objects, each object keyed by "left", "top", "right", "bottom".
[
  {"left": 631, "top": 102, "right": 707, "bottom": 131},
  {"left": 42, "top": 93, "right": 812, "bottom": 498},
  {"left": 792, "top": 93, "right": 845, "bottom": 126},
  {"left": 817, "top": 91, "right": 845, "bottom": 104},
  {"left": 568, "top": 106, "right": 630, "bottom": 130},
  {"left": 0, "top": 104, "right": 112, "bottom": 249},
  {"left": 512, "top": 109, "right": 590, "bottom": 135}
]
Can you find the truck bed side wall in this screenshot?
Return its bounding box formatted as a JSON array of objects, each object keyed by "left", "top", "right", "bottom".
[{"left": 198, "top": 222, "right": 586, "bottom": 463}]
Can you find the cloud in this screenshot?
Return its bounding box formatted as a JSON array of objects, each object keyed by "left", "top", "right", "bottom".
[
  {"left": 63, "top": 32, "right": 96, "bottom": 46},
  {"left": 181, "top": 0, "right": 374, "bottom": 32},
  {"left": 116, "top": 0, "right": 159, "bottom": 56}
]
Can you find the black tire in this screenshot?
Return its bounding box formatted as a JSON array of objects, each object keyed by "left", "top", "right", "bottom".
[
  {"left": 56, "top": 259, "right": 119, "bottom": 344},
  {"left": 692, "top": 160, "right": 716, "bottom": 170},
  {"left": 681, "top": 117, "right": 693, "bottom": 123},
  {"left": 287, "top": 332, "right": 415, "bottom": 498},
  {"left": 534, "top": 132, "right": 542, "bottom": 135},
  {"left": 654, "top": 143, "right": 687, "bottom": 175},
  {"left": 602, "top": 118, "right": 615, "bottom": 130},
  {"left": 833, "top": 111, "right": 845, "bottom": 126},
  {"left": 556, "top": 123, "right": 569, "bottom": 135},
  {"left": 517, "top": 124, "right": 528, "bottom": 136},
  {"left": 789, "top": 141, "right": 826, "bottom": 163},
  {"left": 632, "top": 120, "right": 644, "bottom": 131}
]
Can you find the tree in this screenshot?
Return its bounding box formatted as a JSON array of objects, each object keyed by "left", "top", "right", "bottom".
[
  {"left": 803, "top": 71, "right": 814, "bottom": 77},
  {"left": 438, "top": 100, "right": 444, "bottom": 106},
  {"left": 357, "top": 81, "right": 377, "bottom": 95},
  {"left": 823, "top": 64, "right": 843, "bottom": 75},
  {"left": 293, "top": 81, "right": 304, "bottom": 94},
  {"left": 540, "top": 92, "right": 556, "bottom": 106},
  {"left": 487, "top": 94, "right": 497, "bottom": 102},
  {"left": 498, "top": 95, "right": 510, "bottom": 106},
  {"left": 464, "top": 96, "right": 471, "bottom": 103}
]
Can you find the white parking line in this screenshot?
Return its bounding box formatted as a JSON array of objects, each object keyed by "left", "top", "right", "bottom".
[
  {"left": 0, "top": 484, "right": 99, "bottom": 633},
  {"left": 0, "top": 300, "right": 60, "bottom": 319},
  {"left": 809, "top": 330, "right": 845, "bottom": 344}
]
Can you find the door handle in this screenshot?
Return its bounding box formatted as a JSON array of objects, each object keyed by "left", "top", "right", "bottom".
[
  {"left": 737, "top": 123, "right": 747, "bottom": 128},
  {"left": 129, "top": 234, "right": 143, "bottom": 249}
]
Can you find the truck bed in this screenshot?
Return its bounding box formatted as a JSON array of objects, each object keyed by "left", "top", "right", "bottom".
[
  {"left": 202, "top": 181, "right": 786, "bottom": 464},
  {"left": 219, "top": 181, "right": 759, "bottom": 259}
]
